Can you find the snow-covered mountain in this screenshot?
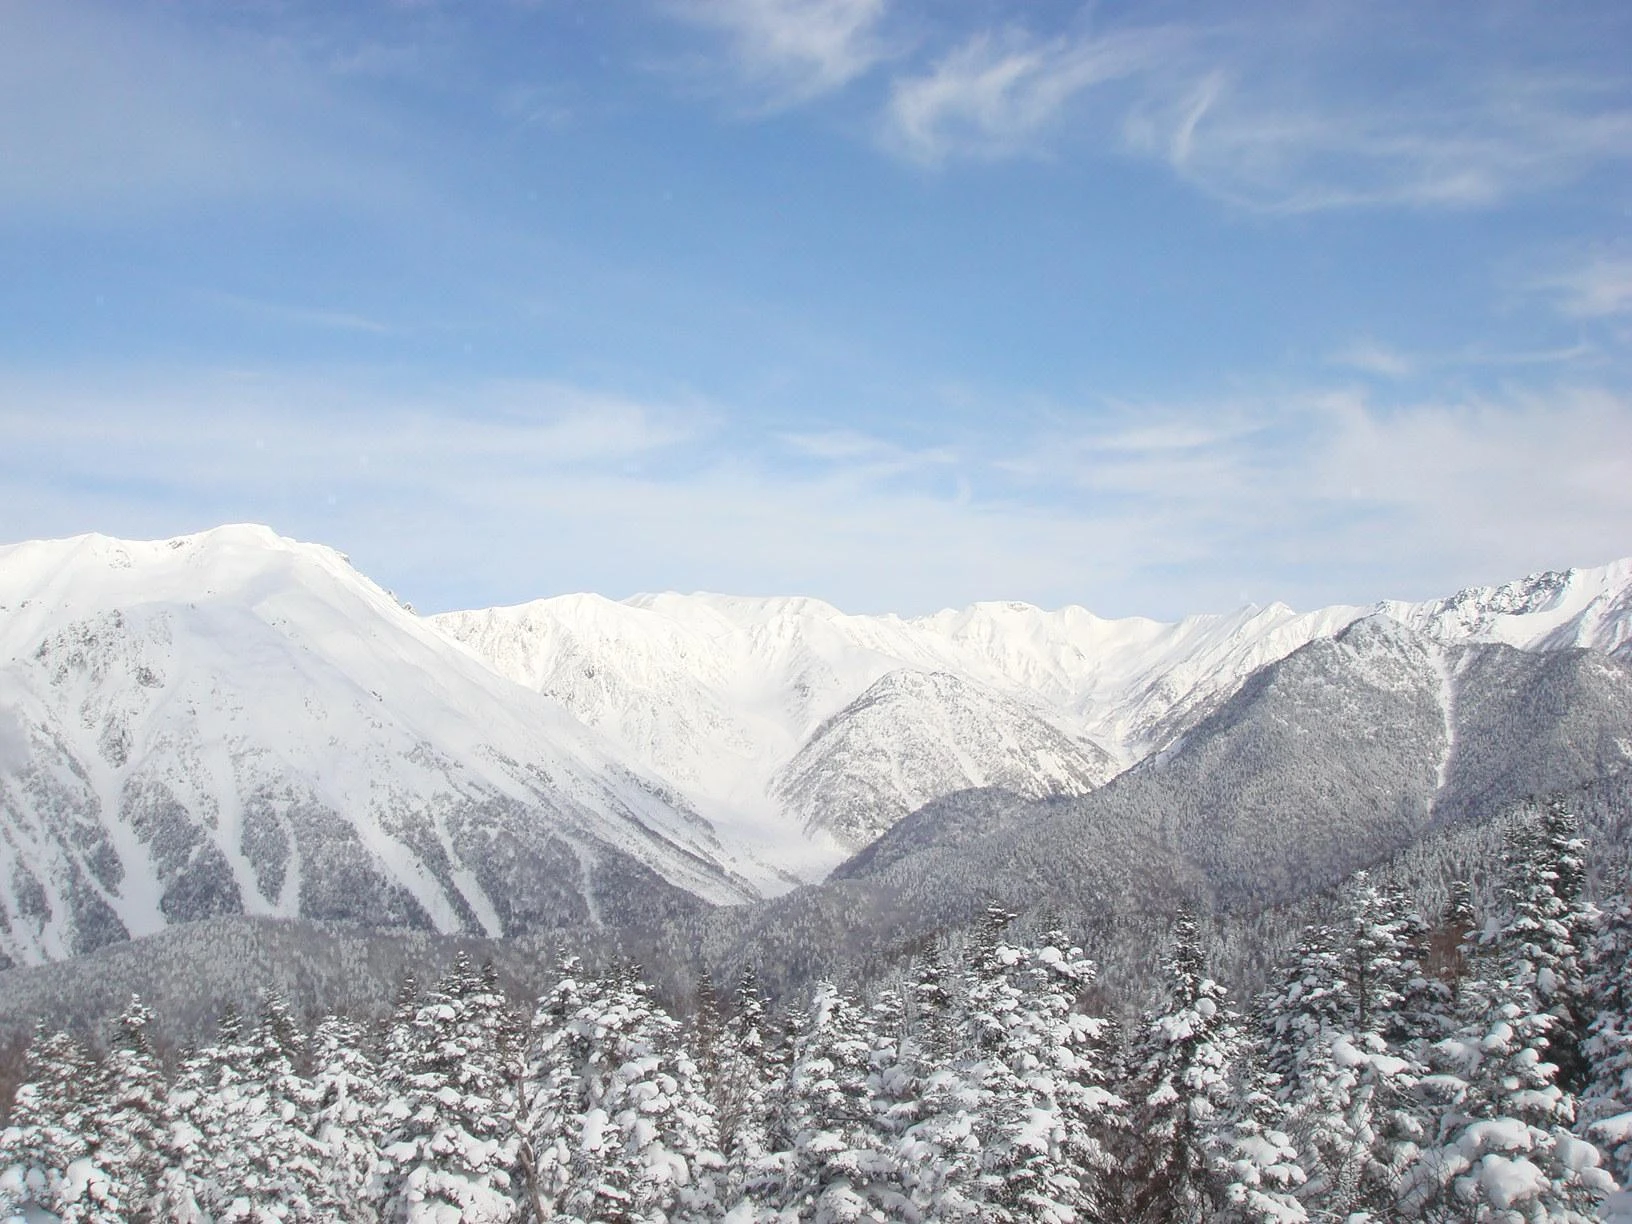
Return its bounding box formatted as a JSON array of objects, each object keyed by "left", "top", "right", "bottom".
[
  {"left": 771, "top": 669, "right": 1119, "bottom": 849},
  {"left": 690, "top": 618, "right": 1632, "bottom": 1000},
  {"left": 4, "top": 524, "right": 1631, "bottom": 970},
  {"left": 1384, "top": 558, "right": 1632, "bottom": 655},
  {"left": 0, "top": 527, "right": 755, "bottom": 968},
  {"left": 433, "top": 558, "right": 1632, "bottom": 880}
]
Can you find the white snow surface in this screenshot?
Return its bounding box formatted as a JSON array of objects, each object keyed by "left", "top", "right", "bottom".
[
  {"left": 433, "top": 556, "right": 1632, "bottom": 884},
  {"left": 0, "top": 526, "right": 757, "bottom": 966},
  {"left": 4, "top": 526, "right": 1631, "bottom": 964}
]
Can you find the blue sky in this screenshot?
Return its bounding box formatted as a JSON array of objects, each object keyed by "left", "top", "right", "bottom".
[{"left": 2, "top": 0, "right": 1630, "bottom": 617}]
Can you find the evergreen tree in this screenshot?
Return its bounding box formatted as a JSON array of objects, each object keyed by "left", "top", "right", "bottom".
[
  {"left": 1213, "top": 1051, "right": 1306, "bottom": 1224},
  {"left": 89, "top": 994, "right": 169, "bottom": 1221},
  {"left": 715, "top": 968, "right": 774, "bottom": 1216},
  {"left": 861, "top": 982, "right": 919, "bottom": 1219},
  {"left": 1124, "top": 909, "right": 1239, "bottom": 1224},
  {"left": 517, "top": 950, "right": 588, "bottom": 1221},
  {"left": 1260, "top": 878, "right": 1424, "bottom": 1218},
  {"left": 0, "top": 1025, "right": 99, "bottom": 1221},
  {"left": 1004, "top": 922, "right": 1121, "bottom": 1221},
  {"left": 1583, "top": 888, "right": 1632, "bottom": 1187},
  {"left": 214, "top": 992, "right": 325, "bottom": 1222},
  {"left": 308, "top": 1013, "right": 387, "bottom": 1222},
  {"left": 1511, "top": 799, "right": 1595, "bottom": 1093},
  {"left": 381, "top": 952, "right": 519, "bottom": 1223},
  {"left": 1402, "top": 811, "right": 1617, "bottom": 1221},
  {"left": 531, "top": 961, "right": 721, "bottom": 1222},
  {"left": 766, "top": 979, "right": 891, "bottom": 1222},
  {"left": 157, "top": 1004, "right": 254, "bottom": 1221}
]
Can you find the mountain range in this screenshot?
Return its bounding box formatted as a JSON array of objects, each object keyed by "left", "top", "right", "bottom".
[{"left": 2, "top": 524, "right": 1630, "bottom": 973}]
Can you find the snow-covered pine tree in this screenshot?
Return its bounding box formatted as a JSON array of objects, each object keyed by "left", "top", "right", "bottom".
[
  {"left": 516, "top": 950, "right": 588, "bottom": 1221},
  {"left": 1258, "top": 924, "right": 1348, "bottom": 1101},
  {"left": 957, "top": 903, "right": 1055, "bottom": 1221},
  {"left": 1512, "top": 799, "right": 1596, "bottom": 1094},
  {"left": 1402, "top": 809, "right": 1617, "bottom": 1222},
  {"left": 1583, "top": 886, "right": 1632, "bottom": 1188},
  {"left": 766, "top": 979, "right": 892, "bottom": 1223},
  {"left": 1006, "top": 921, "right": 1122, "bottom": 1221},
  {"left": 382, "top": 952, "right": 519, "bottom": 1223},
  {"left": 84, "top": 994, "right": 171, "bottom": 1222},
  {"left": 1422, "top": 881, "right": 1480, "bottom": 1014},
  {"left": 1123, "top": 909, "right": 1239, "bottom": 1224},
  {"left": 0, "top": 1024, "right": 98, "bottom": 1221},
  {"left": 157, "top": 1004, "right": 256, "bottom": 1221},
  {"left": 208, "top": 992, "right": 326, "bottom": 1222},
  {"left": 909, "top": 944, "right": 955, "bottom": 1072},
  {"left": 714, "top": 968, "right": 774, "bottom": 1217},
  {"left": 1382, "top": 881, "right": 1455, "bottom": 1048},
  {"left": 862, "top": 981, "right": 918, "bottom": 1219},
  {"left": 885, "top": 940, "right": 981, "bottom": 1220},
  {"left": 1261, "top": 877, "right": 1424, "bottom": 1218},
  {"left": 559, "top": 962, "right": 721, "bottom": 1223},
  {"left": 1213, "top": 1050, "right": 1306, "bottom": 1224},
  {"left": 308, "top": 1013, "right": 387, "bottom": 1222}
]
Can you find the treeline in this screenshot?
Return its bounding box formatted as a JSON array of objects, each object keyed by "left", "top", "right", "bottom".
[{"left": 2, "top": 799, "right": 1631, "bottom": 1222}]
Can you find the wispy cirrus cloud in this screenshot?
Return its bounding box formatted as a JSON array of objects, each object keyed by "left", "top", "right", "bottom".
[
  {"left": 1128, "top": 68, "right": 1632, "bottom": 213},
  {"left": 199, "top": 291, "right": 395, "bottom": 336},
  {"left": 668, "top": 0, "right": 893, "bottom": 106},
  {"left": 1541, "top": 255, "right": 1632, "bottom": 319},
  {"left": 869, "top": 5, "right": 1632, "bottom": 213},
  {"left": 882, "top": 25, "right": 1175, "bottom": 164},
  {"left": 1329, "top": 336, "right": 1601, "bottom": 382},
  {"left": 1330, "top": 339, "right": 1417, "bottom": 380}
]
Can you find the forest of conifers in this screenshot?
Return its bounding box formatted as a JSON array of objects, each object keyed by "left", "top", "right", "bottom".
[{"left": 2, "top": 800, "right": 1630, "bottom": 1223}]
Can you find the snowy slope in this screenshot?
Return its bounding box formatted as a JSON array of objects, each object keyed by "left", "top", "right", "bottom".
[
  {"left": 434, "top": 559, "right": 1632, "bottom": 884},
  {"left": 772, "top": 669, "right": 1120, "bottom": 849},
  {"left": 1384, "top": 559, "right": 1632, "bottom": 656},
  {"left": 430, "top": 594, "right": 1366, "bottom": 879},
  {"left": 0, "top": 526, "right": 755, "bottom": 967},
  {"left": 5, "top": 525, "right": 1629, "bottom": 964}
]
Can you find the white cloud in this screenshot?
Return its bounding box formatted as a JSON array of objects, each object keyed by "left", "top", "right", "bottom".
[
  {"left": 1542, "top": 255, "right": 1632, "bottom": 319},
  {"left": 883, "top": 26, "right": 1173, "bottom": 163},
  {"left": 5, "top": 365, "right": 1628, "bottom": 619},
  {"left": 1005, "top": 386, "right": 1632, "bottom": 605},
  {"left": 200, "top": 292, "right": 394, "bottom": 336},
  {"left": 672, "top": 0, "right": 891, "bottom": 105},
  {"left": 1128, "top": 72, "right": 1632, "bottom": 213},
  {"left": 1331, "top": 339, "right": 1417, "bottom": 379},
  {"left": 869, "top": 7, "right": 1631, "bottom": 213}
]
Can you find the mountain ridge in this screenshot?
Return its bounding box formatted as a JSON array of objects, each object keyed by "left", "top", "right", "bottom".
[{"left": 3, "top": 523, "right": 1631, "bottom": 970}]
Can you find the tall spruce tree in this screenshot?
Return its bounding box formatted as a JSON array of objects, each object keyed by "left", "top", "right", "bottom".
[
  {"left": 89, "top": 995, "right": 169, "bottom": 1222},
  {"left": 0, "top": 1025, "right": 99, "bottom": 1221},
  {"left": 1402, "top": 809, "right": 1616, "bottom": 1221},
  {"left": 381, "top": 952, "right": 519, "bottom": 1222},
  {"left": 767, "top": 979, "right": 891, "bottom": 1223},
  {"left": 1582, "top": 888, "right": 1632, "bottom": 1188},
  {"left": 1124, "top": 909, "right": 1239, "bottom": 1224},
  {"left": 1260, "top": 878, "right": 1424, "bottom": 1218},
  {"left": 517, "top": 950, "right": 588, "bottom": 1221},
  {"left": 556, "top": 962, "right": 721, "bottom": 1223},
  {"left": 308, "top": 1013, "right": 387, "bottom": 1222},
  {"left": 715, "top": 967, "right": 774, "bottom": 1216}
]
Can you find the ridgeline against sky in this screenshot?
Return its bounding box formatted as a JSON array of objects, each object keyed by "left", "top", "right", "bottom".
[{"left": 1, "top": 0, "right": 1629, "bottom": 617}]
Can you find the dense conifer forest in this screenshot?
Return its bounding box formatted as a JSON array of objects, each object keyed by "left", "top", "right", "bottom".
[{"left": 2, "top": 799, "right": 1630, "bottom": 1222}]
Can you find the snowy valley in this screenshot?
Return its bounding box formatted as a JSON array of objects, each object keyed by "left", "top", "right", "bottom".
[{"left": 2, "top": 525, "right": 1631, "bottom": 971}]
